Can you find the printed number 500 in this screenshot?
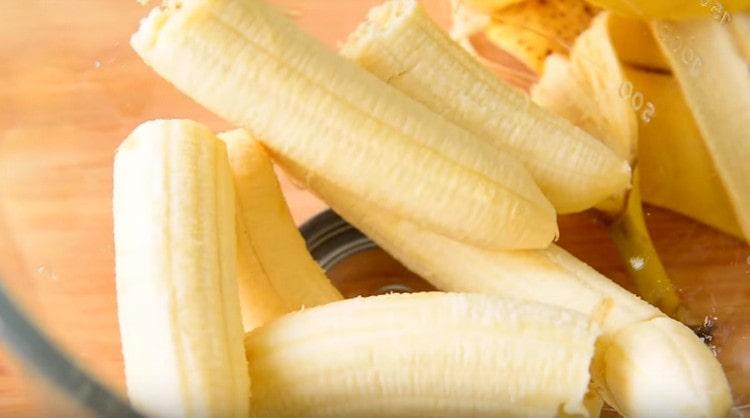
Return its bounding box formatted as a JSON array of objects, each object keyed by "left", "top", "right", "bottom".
[{"left": 619, "top": 80, "right": 656, "bottom": 124}]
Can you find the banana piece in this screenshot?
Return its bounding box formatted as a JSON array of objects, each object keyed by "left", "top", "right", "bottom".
[
  {"left": 280, "top": 156, "right": 657, "bottom": 331},
  {"left": 273, "top": 156, "right": 730, "bottom": 417},
  {"left": 485, "top": 0, "right": 599, "bottom": 73},
  {"left": 625, "top": 67, "right": 744, "bottom": 239},
  {"left": 593, "top": 317, "right": 732, "bottom": 417},
  {"left": 219, "top": 129, "right": 342, "bottom": 332},
  {"left": 113, "top": 119, "right": 249, "bottom": 418},
  {"left": 342, "top": 0, "right": 630, "bottom": 214},
  {"left": 653, "top": 19, "right": 750, "bottom": 242},
  {"left": 245, "top": 292, "right": 601, "bottom": 418},
  {"left": 131, "top": 0, "right": 557, "bottom": 251},
  {"left": 531, "top": 13, "right": 637, "bottom": 162},
  {"left": 584, "top": 0, "right": 750, "bottom": 19}
]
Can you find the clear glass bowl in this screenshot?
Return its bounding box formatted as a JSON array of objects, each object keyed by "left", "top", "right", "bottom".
[{"left": 0, "top": 0, "right": 748, "bottom": 416}]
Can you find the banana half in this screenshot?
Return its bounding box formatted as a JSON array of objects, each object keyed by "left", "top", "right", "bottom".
[
  {"left": 114, "top": 119, "right": 249, "bottom": 418},
  {"left": 131, "top": 0, "right": 557, "bottom": 251},
  {"left": 342, "top": 0, "right": 631, "bottom": 214},
  {"left": 220, "top": 129, "right": 342, "bottom": 331},
  {"left": 245, "top": 292, "right": 601, "bottom": 418}
]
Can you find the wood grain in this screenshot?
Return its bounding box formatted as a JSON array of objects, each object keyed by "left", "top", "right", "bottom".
[{"left": 0, "top": 0, "right": 748, "bottom": 416}]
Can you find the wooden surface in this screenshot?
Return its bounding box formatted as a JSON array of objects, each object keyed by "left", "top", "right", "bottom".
[{"left": 0, "top": 0, "right": 748, "bottom": 416}]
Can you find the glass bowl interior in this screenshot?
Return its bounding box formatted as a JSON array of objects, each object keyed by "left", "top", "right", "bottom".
[{"left": 0, "top": 0, "right": 748, "bottom": 416}]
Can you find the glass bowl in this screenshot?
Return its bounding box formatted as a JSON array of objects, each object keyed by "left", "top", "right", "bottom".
[{"left": 1, "top": 0, "right": 748, "bottom": 416}]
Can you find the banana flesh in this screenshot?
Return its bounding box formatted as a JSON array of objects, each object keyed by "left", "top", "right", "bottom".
[
  {"left": 113, "top": 119, "right": 249, "bottom": 418},
  {"left": 653, "top": 19, "right": 750, "bottom": 242},
  {"left": 593, "top": 317, "right": 732, "bottom": 417},
  {"left": 131, "top": 0, "right": 557, "bottom": 251},
  {"left": 274, "top": 156, "right": 731, "bottom": 418},
  {"left": 245, "top": 292, "right": 601, "bottom": 418},
  {"left": 219, "top": 129, "right": 342, "bottom": 332},
  {"left": 341, "top": 0, "right": 630, "bottom": 214},
  {"left": 279, "top": 157, "right": 657, "bottom": 331},
  {"left": 531, "top": 13, "right": 638, "bottom": 163}
]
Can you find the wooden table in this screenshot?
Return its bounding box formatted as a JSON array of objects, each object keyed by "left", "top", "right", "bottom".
[{"left": 0, "top": 0, "right": 748, "bottom": 416}]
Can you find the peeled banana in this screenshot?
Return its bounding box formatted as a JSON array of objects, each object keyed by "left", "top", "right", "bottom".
[
  {"left": 531, "top": 13, "right": 638, "bottom": 162},
  {"left": 219, "top": 129, "right": 342, "bottom": 332},
  {"left": 113, "top": 119, "right": 249, "bottom": 418},
  {"left": 273, "top": 154, "right": 731, "bottom": 417},
  {"left": 245, "top": 292, "right": 601, "bottom": 418},
  {"left": 280, "top": 157, "right": 656, "bottom": 331},
  {"left": 593, "top": 316, "right": 732, "bottom": 417},
  {"left": 131, "top": 0, "right": 557, "bottom": 251},
  {"left": 342, "top": 0, "right": 630, "bottom": 214},
  {"left": 653, "top": 19, "right": 750, "bottom": 242}
]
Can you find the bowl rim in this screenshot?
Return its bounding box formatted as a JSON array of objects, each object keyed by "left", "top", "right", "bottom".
[{"left": 0, "top": 281, "right": 142, "bottom": 417}]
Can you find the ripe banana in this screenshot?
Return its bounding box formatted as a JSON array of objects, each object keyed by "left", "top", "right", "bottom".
[
  {"left": 219, "top": 129, "right": 341, "bottom": 332},
  {"left": 131, "top": 0, "right": 557, "bottom": 251},
  {"left": 484, "top": 0, "right": 599, "bottom": 73},
  {"left": 593, "top": 316, "right": 732, "bottom": 417},
  {"left": 245, "top": 292, "right": 601, "bottom": 418},
  {"left": 653, "top": 19, "right": 750, "bottom": 242},
  {"left": 113, "top": 119, "right": 249, "bottom": 418},
  {"left": 342, "top": 0, "right": 630, "bottom": 214},
  {"left": 624, "top": 67, "right": 744, "bottom": 239},
  {"left": 279, "top": 156, "right": 656, "bottom": 330},
  {"left": 274, "top": 159, "right": 731, "bottom": 417},
  {"left": 584, "top": 0, "right": 750, "bottom": 19}
]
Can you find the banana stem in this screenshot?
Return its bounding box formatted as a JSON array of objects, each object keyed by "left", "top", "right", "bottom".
[{"left": 606, "top": 167, "right": 689, "bottom": 321}]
